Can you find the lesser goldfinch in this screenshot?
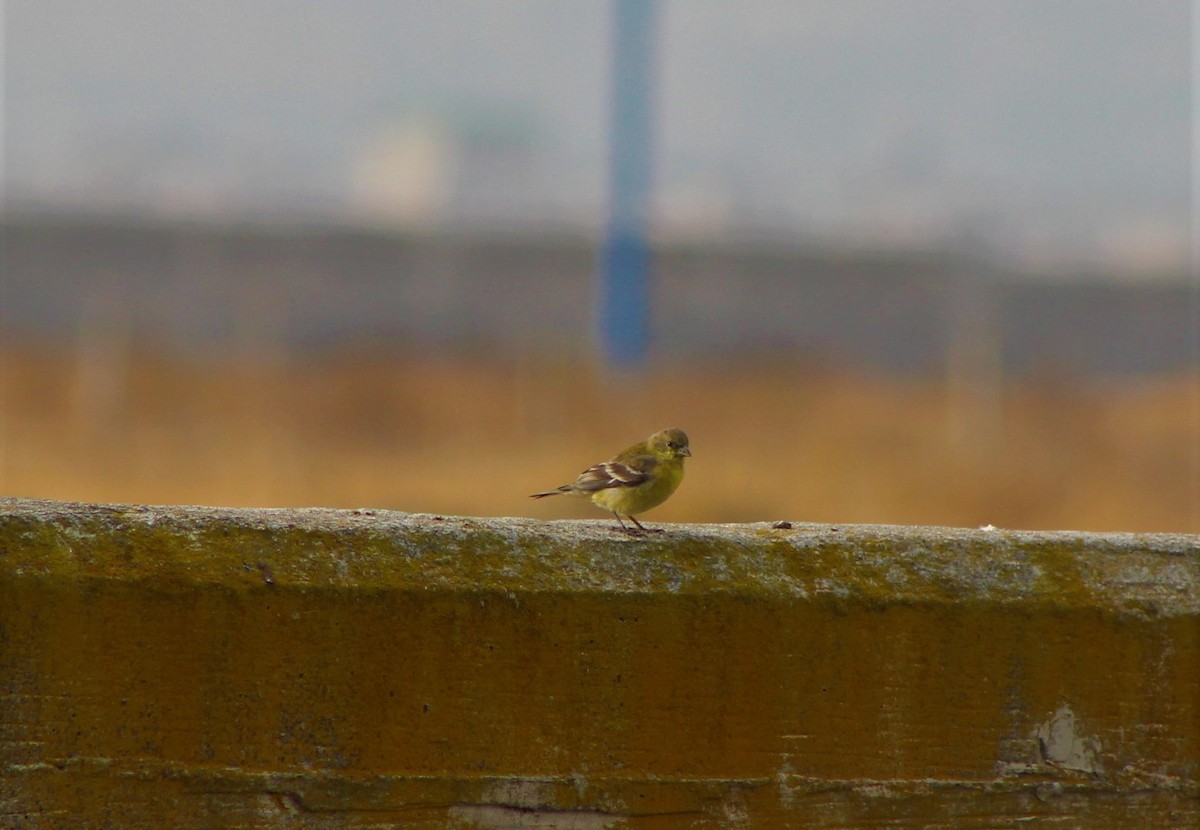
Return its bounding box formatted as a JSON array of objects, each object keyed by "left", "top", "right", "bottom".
[{"left": 530, "top": 428, "right": 691, "bottom": 533}]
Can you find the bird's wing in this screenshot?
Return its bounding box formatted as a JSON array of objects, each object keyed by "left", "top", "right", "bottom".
[{"left": 570, "top": 456, "right": 656, "bottom": 492}]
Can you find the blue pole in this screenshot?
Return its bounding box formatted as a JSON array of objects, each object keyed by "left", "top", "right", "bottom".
[{"left": 599, "top": 0, "right": 658, "bottom": 369}]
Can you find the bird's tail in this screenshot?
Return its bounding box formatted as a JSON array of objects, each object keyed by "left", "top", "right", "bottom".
[{"left": 529, "top": 487, "right": 567, "bottom": 499}]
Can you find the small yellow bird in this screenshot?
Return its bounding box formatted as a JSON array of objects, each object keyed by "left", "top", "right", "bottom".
[{"left": 531, "top": 428, "right": 691, "bottom": 534}]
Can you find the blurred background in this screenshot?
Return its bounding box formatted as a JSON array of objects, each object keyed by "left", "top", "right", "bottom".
[{"left": 1, "top": 1, "right": 1196, "bottom": 532}]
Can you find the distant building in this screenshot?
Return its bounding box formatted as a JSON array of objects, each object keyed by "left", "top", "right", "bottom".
[
  {"left": 1, "top": 214, "right": 1192, "bottom": 376},
  {"left": 348, "top": 110, "right": 543, "bottom": 229}
]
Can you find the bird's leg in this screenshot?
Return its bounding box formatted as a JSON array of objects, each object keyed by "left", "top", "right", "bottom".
[{"left": 612, "top": 512, "right": 643, "bottom": 535}]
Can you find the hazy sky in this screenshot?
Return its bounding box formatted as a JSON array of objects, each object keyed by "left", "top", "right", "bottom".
[{"left": 3, "top": 1, "right": 1192, "bottom": 271}]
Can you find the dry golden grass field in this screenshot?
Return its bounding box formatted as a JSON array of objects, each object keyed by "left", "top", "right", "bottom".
[{"left": 2, "top": 344, "right": 1197, "bottom": 533}]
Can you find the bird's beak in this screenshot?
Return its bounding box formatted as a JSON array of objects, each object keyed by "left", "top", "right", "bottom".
[{"left": 680, "top": 446, "right": 692, "bottom": 457}]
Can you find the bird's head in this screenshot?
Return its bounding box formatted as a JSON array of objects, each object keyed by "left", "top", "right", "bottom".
[{"left": 649, "top": 428, "right": 691, "bottom": 459}]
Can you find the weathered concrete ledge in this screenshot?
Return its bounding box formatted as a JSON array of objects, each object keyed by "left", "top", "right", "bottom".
[{"left": 1, "top": 497, "right": 1197, "bottom": 828}]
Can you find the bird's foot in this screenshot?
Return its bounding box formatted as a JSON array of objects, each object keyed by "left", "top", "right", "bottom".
[{"left": 628, "top": 517, "right": 660, "bottom": 535}]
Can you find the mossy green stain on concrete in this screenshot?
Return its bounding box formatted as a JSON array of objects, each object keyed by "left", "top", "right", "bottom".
[
  {"left": 2, "top": 498, "right": 1198, "bottom": 828},
  {"left": 5, "top": 501, "right": 1196, "bottom": 608}
]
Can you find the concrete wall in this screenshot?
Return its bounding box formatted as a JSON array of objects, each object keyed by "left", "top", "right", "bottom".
[{"left": 1, "top": 498, "right": 1197, "bottom": 828}]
